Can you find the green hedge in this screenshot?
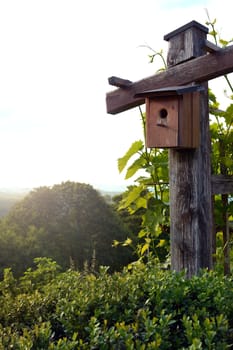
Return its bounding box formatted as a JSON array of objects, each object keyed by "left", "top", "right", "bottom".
[{"left": 0, "top": 258, "right": 233, "bottom": 349}]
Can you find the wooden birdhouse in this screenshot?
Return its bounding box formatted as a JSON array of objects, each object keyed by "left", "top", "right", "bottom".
[{"left": 135, "top": 85, "right": 203, "bottom": 149}]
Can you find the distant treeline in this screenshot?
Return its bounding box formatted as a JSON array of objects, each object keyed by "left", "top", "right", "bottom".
[
  {"left": 0, "top": 191, "right": 27, "bottom": 217},
  {"left": 0, "top": 189, "right": 120, "bottom": 217}
]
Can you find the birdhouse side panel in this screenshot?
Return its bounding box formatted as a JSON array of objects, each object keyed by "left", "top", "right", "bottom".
[
  {"left": 146, "top": 97, "right": 179, "bottom": 148},
  {"left": 191, "top": 91, "right": 200, "bottom": 147},
  {"left": 178, "top": 93, "right": 192, "bottom": 147},
  {"left": 178, "top": 92, "right": 200, "bottom": 148}
]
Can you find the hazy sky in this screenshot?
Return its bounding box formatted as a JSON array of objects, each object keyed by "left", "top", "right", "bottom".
[{"left": 0, "top": 0, "right": 232, "bottom": 191}]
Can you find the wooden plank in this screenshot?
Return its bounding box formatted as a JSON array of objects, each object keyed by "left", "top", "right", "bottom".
[
  {"left": 205, "top": 40, "right": 221, "bottom": 53},
  {"left": 179, "top": 92, "right": 192, "bottom": 147},
  {"left": 106, "top": 44, "right": 233, "bottom": 114},
  {"left": 212, "top": 175, "right": 233, "bottom": 194}
]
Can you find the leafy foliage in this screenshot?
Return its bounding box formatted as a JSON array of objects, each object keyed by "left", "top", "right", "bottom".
[
  {"left": 114, "top": 100, "right": 170, "bottom": 262},
  {"left": 0, "top": 258, "right": 233, "bottom": 348},
  {"left": 205, "top": 14, "right": 233, "bottom": 274}
]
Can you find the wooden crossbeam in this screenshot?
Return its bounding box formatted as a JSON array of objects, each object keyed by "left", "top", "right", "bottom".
[
  {"left": 106, "top": 44, "right": 233, "bottom": 114},
  {"left": 205, "top": 40, "right": 221, "bottom": 53},
  {"left": 212, "top": 175, "right": 233, "bottom": 195}
]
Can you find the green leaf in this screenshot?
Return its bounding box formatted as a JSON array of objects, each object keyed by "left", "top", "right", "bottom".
[
  {"left": 122, "top": 237, "right": 132, "bottom": 246},
  {"left": 119, "top": 185, "right": 144, "bottom": 210},
  {"left": 135, "top": 197, "right": 147, "bottom": 210},
  {"left": 112, "top": 240, "right": 120, "bottom": 247},
  {"left": 145, "top": 237, "right": 151, "bottom": 244},
  {"left": 209, "top": 30, "right": 218, "bottom": 37},
  {"left": 219, "top": 39, "right": 229, "bottom": 47},
  {"left": 125, "top": 156, "right": 146, "bottom": 179},
  {"left": 156, "top": 239, "right": 166, "bottom": 247},
  {"left": 224, "top": 104, "right": 233, "bottom": 125},
  {"left": 118, "top": 140, "right": 144, "bottom": 173},
  {"left": 141, "top": 243, "right": 149, "bottom": 255},
  {"left": 138, "top": 229, "right": 147, "bottom": 238}
]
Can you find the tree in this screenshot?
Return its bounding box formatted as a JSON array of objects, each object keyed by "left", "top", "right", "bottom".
[{"left": 0, "top": 181, "right": 132, "bottom": 276}]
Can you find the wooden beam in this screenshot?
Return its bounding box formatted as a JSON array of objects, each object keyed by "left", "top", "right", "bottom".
[
  {"left": 212, "top": 175, "right": 233, "bottom": 195},
  {"left": 108, "top": 76, "right": 132, "bottom": 88},
  {"left": 131, "top": 175, "right": 233, "bottom": 195},
  {"left": 205, "top": 40, "right": 221, "bottom": 53},
  {"left": 106, "top": 44, "right": 233, "bottom": 114}
]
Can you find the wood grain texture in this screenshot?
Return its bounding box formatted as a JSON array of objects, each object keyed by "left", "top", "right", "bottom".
[
  {"left": 167, "top": 22, "right": 213, "bottom": 276},
  {"left": 106, "top": 44, "right": 233, "bottom": 114},
  {"left": 108, "top": 76, "right": 132, "bottom": 88},
  {"left": 165, "top": 25, "right": 207, "bottom": 66},
  {"left": 170, "top": 83, "right": 213, "bottom": 276},
  {"left": 211, "top": 175, "right": 233, "bottom": 194},
  {"left": 146, "top": 96, "right": 179, "bottom": 148}
]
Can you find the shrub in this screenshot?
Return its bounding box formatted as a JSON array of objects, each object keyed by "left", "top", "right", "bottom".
[{"left": 0, "top": 258, "right": 233, "bottom": 348}]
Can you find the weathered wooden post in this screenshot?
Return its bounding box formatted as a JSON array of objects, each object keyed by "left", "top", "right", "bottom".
[{"left": 165, "top": 22, "right": 213, "bottom": 276}]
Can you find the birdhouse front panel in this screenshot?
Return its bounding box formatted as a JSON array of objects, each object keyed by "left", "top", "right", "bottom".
[{"left": 146, "top": 96, "right": 179, "bottom": 148}]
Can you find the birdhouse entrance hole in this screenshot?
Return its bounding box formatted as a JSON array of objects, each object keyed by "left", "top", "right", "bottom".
[{"left": 159, "top": 108, "right": 168, "bottom": 119}]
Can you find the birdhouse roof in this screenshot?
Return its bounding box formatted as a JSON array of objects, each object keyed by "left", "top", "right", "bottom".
[{"left": 135, "top": 84, "right": 204, "bottom": 98}]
